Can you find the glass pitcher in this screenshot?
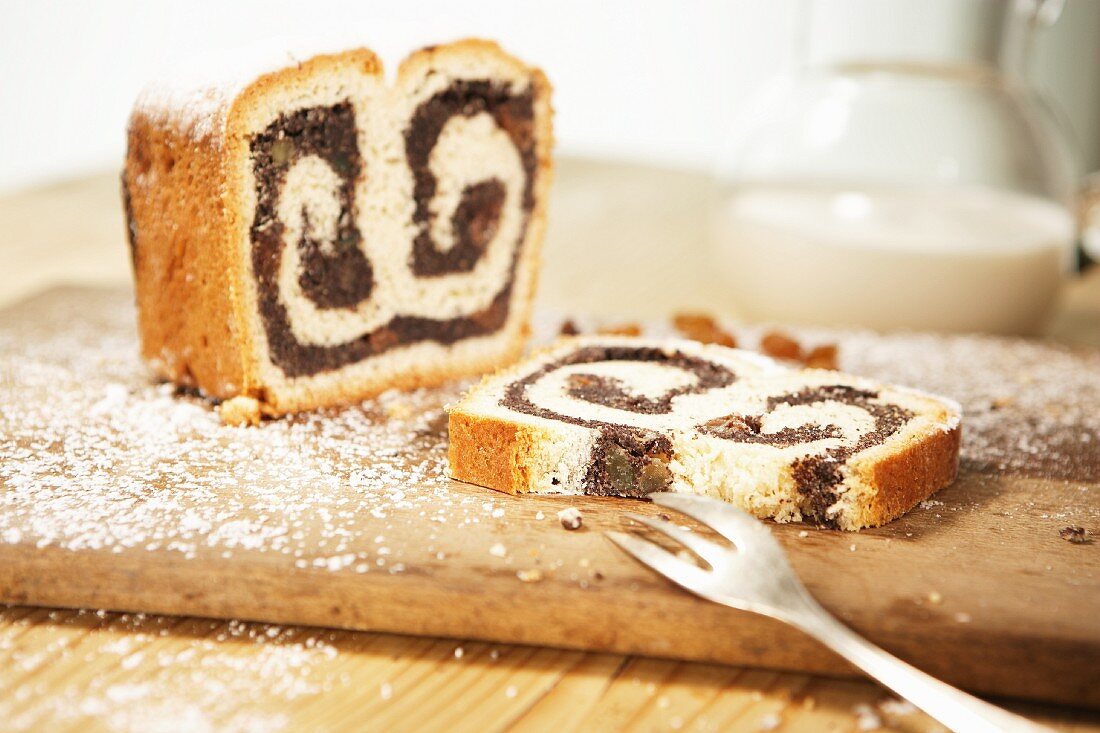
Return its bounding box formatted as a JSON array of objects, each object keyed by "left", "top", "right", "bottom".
[{"left": 711, "top": 0, "right": 1077, "bottom": 335}]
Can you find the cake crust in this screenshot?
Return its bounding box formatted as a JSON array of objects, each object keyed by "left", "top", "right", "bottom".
[
  {"left": 447, "top": 337, "right": 961, "bottom": 530},
  {"left": 852, "top": 420, "right": 960, "bottom": 528},
  {"left": 124, "top": 40, "right": 553, "bottom": 414},
  {"left": 448, "top": 409, "right": 539, "bottom": 493}
]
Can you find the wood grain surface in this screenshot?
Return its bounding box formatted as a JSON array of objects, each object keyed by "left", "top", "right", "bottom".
[{"left": 1, "top": 165, "right": 1099, "bottom": 732}]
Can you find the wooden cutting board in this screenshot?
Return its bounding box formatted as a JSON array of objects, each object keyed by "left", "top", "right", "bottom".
[{"left": 1, "top": 287, "right": 1097, "bottom": 709}]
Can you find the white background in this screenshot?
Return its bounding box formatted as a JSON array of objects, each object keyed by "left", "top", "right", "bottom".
[{"left": 3, "top": 0, "right": 1099, "bottom": 193}]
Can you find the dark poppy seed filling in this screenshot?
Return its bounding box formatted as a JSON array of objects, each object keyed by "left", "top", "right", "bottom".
[
  {"left": 248, "top": 81, "right": 537, "bottom": 378},
  {"left": 406, "top": 80, "right": 537, "bottom": 277},
  {"left": 502, "top": 346, "right": 736, "bottom": 497},
  {"left": 500, "top": 346, "right": 916, "bottom": 523}
]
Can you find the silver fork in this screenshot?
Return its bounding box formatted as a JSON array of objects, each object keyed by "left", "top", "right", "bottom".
[{"left": 608, "top": 492, "right": 1052, "bottom": 733}]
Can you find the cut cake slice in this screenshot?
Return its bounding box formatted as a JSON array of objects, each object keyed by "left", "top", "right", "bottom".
[{"left": 447, "top": 336, "right": 961, "bottom": 530}]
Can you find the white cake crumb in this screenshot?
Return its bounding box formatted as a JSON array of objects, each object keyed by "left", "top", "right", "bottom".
[
  {"left": 217, "top": 396, "right": 262, "bottom": 426},
  {"left": 756, "top": 712, "right": 782, "bottom": 730},
  {"left": 853, "top": 703, "right": 882, "bottom": 730},
  {"left": 517, "top": 568, "right": 544, "bottom": 583},
  {"left": 557, "top": 507, "right": 583, "bottom": 530},
  {"left": 489, "top": 543, "right": 508, "bottom": 558}
]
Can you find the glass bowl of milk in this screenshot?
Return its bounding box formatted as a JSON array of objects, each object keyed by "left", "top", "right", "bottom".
[{"left": 712, "top": 0, "right": 1077, "bottom": 335}]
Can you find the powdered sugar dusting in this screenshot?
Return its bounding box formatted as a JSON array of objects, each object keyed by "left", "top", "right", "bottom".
[
  {"left": 0, "top": 290, "right": 490, "bottom": 564},
  {"left": 0, "top": 607, "right": 397, "bottom": 732},
  {"left": 133, "top": 37, "right": 360, "bottom": 141}
]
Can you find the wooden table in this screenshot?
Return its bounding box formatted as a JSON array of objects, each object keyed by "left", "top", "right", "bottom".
[{"left": 1, "top": 160, "right": 1098, "bottom": 732}]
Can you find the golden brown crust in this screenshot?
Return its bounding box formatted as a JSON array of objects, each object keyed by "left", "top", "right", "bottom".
[
  {"left": 447, "top": 410, "right": 526, "bottom": 494},
  {"left": 125, "top": 41, "right": 552, "bottom": 414},
  {"left": 124, "top": 111, "right": 245, "bottom": 398},
  {"left": 857, "top": 424, "right": 961, "bottom": 528}
]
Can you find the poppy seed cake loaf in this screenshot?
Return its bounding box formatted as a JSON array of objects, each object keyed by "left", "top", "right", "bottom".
[{"left": 122, "top": 40, "right": 553, "bottom": 415}]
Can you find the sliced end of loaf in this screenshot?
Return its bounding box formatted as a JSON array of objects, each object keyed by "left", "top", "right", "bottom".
[{"left": 124, "top": 40, "right": 553, "bottom": 414}]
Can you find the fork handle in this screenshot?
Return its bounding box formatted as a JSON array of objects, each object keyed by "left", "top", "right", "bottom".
[{"left": 792, "top": 605, "right": 1053, "bottom": 733}]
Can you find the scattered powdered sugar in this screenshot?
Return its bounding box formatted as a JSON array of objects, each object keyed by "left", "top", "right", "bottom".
[
  {"left": 0, "top": 290, "right": 494, "bottom": 566},
  {"left": 852, "top": 702, "right": 883, "bottom": 730},
  {"left": 0, "top": 609, "right": 346, "bottom": 733}
]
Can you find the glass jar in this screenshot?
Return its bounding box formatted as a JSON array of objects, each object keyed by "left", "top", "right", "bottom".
[{"left": 711, "top": 0, "right": 1077, "bottom": 335}]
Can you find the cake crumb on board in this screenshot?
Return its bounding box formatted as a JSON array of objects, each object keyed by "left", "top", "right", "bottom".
[
  {"left": 557, "top": 507, "right": 583, "bottom": 530},
  {"left": 216, "top": 396, "right": 263, "bottom": 426},
  {"left": 1060, "top": 525, "right": 1091, "bottom": 544}
]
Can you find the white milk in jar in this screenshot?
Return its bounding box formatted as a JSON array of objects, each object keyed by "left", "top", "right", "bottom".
[{"left": 711, "top": 183, "right": 1074, "bottom": 334}]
